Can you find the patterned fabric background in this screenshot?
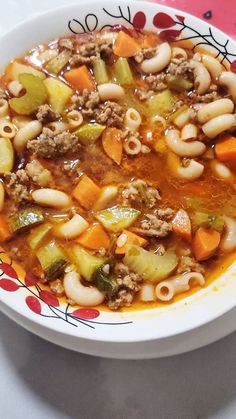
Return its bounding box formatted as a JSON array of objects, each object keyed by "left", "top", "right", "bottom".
[{"left": 150, "top": 0, "right": 236, "bottom": 38}]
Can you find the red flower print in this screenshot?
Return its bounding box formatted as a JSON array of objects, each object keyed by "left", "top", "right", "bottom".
[
  {"left": 133, "top": 11, "right": 146, "bottom": 30},
  {"left": 0, "top": 278, "right": 19, "bottom": 292},
  {"left": 26, "top": 296, "right": 42, "bottom": 315},
  {"left": 153, "top": 13, "right": 175, "bottom": 29},
  {"left": 39, "top": 290, "right": 59, "bottom": 307},
  {"left": 72, "top": 308, "right": 100, "bottom": 320}
]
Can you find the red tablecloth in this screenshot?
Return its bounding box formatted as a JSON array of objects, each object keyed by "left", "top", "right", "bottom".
[{"left": 150, "top": 0, "right": 236, "bottom": 38}]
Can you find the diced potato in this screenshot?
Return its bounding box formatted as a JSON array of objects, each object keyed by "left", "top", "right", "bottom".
[
  {"left": 8, "top": 61, "right": 46, "bottom": 80},
  {"left": 44, "top": 77, "right": 73, "bottom": 113},
  {"left": 0, "top": 138, "right": 14, "bottom": 173}
]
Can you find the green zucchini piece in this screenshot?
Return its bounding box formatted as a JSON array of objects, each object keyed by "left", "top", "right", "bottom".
[
  {"left": 124, "top": 245, "right": 178, "bottom": 283},
  {"left": 147, "top": 90, "right": 176, "bottom": 116},
  {"left": 92, "top": 264, "right": 119, "bottom": 297},
  {"left": 192, "top": 212, "right": 224, "bottom": 233},
  {"left": 167, "top": 75, "right": 193, "bottom": 92},
  {"left": 9, "top": 207, "right": 44, "bottom": 233},
  {"left": 95, "top": 206, "right": 140, "bottom": 233},
  {"left": 27, "top": 223, "right": 52, "bottom": 251},
  {"left": 9, "top": 73, "right": 48, "bottom": 115},
  {"left": 44, "top": 77, "right": 73, "bottom": 114},
  {"left": 70, "top": 245, "right": 105, "bottom": 281},
  {"left": 93, "top": 59, "right": 109, "bottom": 84},
  {"left": 113, "top": 58, "right": 133, "bottom": 85},
  {"left": 74, "top": 123, "right": 106, "bottom": 145},
  {"left": 0, "top": 138, "right": 14, "bottom": 173},
  {"left": 45, "top": 50, "right": 71, "bottom": 75},
  {"left": 36, "top": 241, "right": 67, "bottom": 280},
  {"left": 9, "top": 61, "right": 46, "bottom": 80}
]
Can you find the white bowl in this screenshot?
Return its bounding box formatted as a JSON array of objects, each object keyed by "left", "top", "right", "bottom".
[{"left": 1, "top": 0, "right": 236, "bottom": 359}]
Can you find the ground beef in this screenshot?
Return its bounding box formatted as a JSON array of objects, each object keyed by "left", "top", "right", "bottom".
[
  {"left": 50, "top": 279, "right": 65, "bottom": 297},
  {"left": 25, "top": 160, "right": 53, "bottom": 187},
  {"left": 135, "top": 88, "right": 154, "bottom": 101},
  {"left": 145, "top": 73, "right": 167, "bottom": 92},
  {"left": 70, "top": 38, "right": 113, "bottom": 66},
  {"left": 4, "top": 169, "right": 31, "bottom": 205},
  {"left": 108, "top": 262, "right": 142, "bottom": 310},
  {"left": 177, "top": 255, "right": 205, "bottom": 274},
  {"left": 62, "top": 159, "right": 81, "bottom": 181},
  {"left": 72, "top": 90, "right": 125, "bottom": 128},
  {"left": 58, "top": 38, "right": 74, "bottom": 50},
  {"left": 134, "top": 47, "right": 156, "bottom": 63},
  {"left": 36, "top": 104, "right": 60, "bottom": 123},
  {"left": 122, "top": 179, "right": 161, "bottom": 209},
  {"left": 167, "top": 60, "right": 194, "bottom": 80},
  {"left": 133, "top": 208, "right": 174, "bottom": 238},
  {"left": 188, "top": 90, "right": 219, "bottom": 103},
  {"left": 27, "top": 128, "right": 80, "bottom": 158}
]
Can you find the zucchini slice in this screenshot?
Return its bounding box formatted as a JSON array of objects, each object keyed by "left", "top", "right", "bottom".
[
  {"left": 95, "top": 206, "right": 140, "bottom": 233},
  {"left": 124, "top": 245, "right": 178, "bottom": 283},
  {"left": 70, "top": 244, "right": 105, "bottom": 281},
  {"left": 36, "top": 241, "right": 67, "bottom": 280},
  {"left": 9, "top": 207, "right": 44, "bottom": 233}
]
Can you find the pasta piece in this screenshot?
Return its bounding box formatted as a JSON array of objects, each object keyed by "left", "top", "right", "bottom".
[
  {"left": 124, "top": 108, "right": 142, "bottom": 131},
  {"left": 165, "top": 129, "right": 206, "bottom": 157},
  {"left": 14, "top": 120, "right": 42, "bottom": 152},
  {"left": 140, "top": 42, "right": 171, "bottom": 74},
  {"left": 156, "top": 272, "right": 205, "bottom": 301},
  {"left": 64, "top": 271, "right": 105, "bottom": 306}
]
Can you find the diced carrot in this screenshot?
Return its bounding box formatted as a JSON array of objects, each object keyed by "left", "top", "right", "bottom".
[
  {"left": 76, "top": 223, "right": 110, "bottom": 250},
  {"left": 115, "top": 229, "right": 148, "bottom": 254},
  {"left": 193, "top": 227, "right": 221, "bottom": 261},
  {"left": 0, "top": 215, "right": 12, "bottom": 242},
  {"left": 102, "top": 128, "right": 123, "bottom": 165},
  {"left": 113, "top": 31, "right": 140, "bottom": 57},
  {"left": 72, "top": 175, "right": 101, "bottom": 210},
  {"left": 64, "top": 65, "right": 95, "bottom": 92},
  {"left": 172, "top": 209, "right": 192, "bottom": 242},
  {"left": 215, "top": 135, "right": 236, "bottom": 162}
]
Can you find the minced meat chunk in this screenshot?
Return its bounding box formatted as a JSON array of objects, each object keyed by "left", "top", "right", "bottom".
[
  {"left": 58, "top": 38, "right": 74, "bottom": 50},
  {"left": 4, "top": 169, "right": 31, "bottom": 205},
  {"left": 188, "top": 90, "right": 219, "bottom": 103},
  {"left": 108, "top": 262, "right": 142, "bottom": 310},
  {"left": 25, "top": 160, "right": 53, "bottom": 187},
  {"left": 50, "top": 279, "right": 65, "bottom": 297},
  {"left": 167, "top": 60, "right": 194, "bottom": 80},
  {"left": 122, "top": 179, "right": 161, "bottom": 209},
  {"left": 133, "top": 208, "right": 174, "bottom": 238},
  {"left": 72, "top": 90, "right": 125, "bottom": 128},
  {"left": 36, "top": 104, "right": 60, "bottom": 124},
  {"left": 177, "top": 255, "right": 205, "bottom": 274},
  {"left": 27, "top": 127, "right": 80, "bottom": 158},
  {"left": 134, "top": 47, "right": 156, "bottom": 63},
  {"left": 70, "top": 38, "right": 112, "bottom": 66},
  {"left": 145, "top": 73, "right": 167, "bottom": 92}
]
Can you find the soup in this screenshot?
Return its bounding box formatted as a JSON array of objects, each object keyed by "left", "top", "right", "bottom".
[{"left": 0, "top": 28, "right": 236, "bottom": 310}]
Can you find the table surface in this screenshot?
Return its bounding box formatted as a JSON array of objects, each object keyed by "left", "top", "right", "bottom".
[{"left": 1, "top": 1, "right": 236, "bottom": 418}]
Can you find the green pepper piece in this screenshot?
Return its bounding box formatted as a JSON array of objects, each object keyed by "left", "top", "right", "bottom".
[
  {"left": 167, "top": 75, "right": 193, "bottom": 92},
  {"left": 93, "top": 59, "right": 109, "bottom": 84},
  {"left": 74, "top": 123, "right": 106, "bottom": 145},
  {"left": 9, "top": 207, "right": 45, "bottom": 233},
  {"left": 192, "top": 212, "right": 225, "bottom": 233},
  {"left": 9, "top": 73, "right": 47, "bottom": 115},
  {"left": 113, "top": 58, "right": 133, "bottom": 85},
  {"left": 46, "top": 50, "right": 71, "bottom": 75}
]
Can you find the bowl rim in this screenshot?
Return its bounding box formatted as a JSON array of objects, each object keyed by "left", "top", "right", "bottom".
[{"left": 0, "top": 0, "right": 236, "bottom": 345}]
